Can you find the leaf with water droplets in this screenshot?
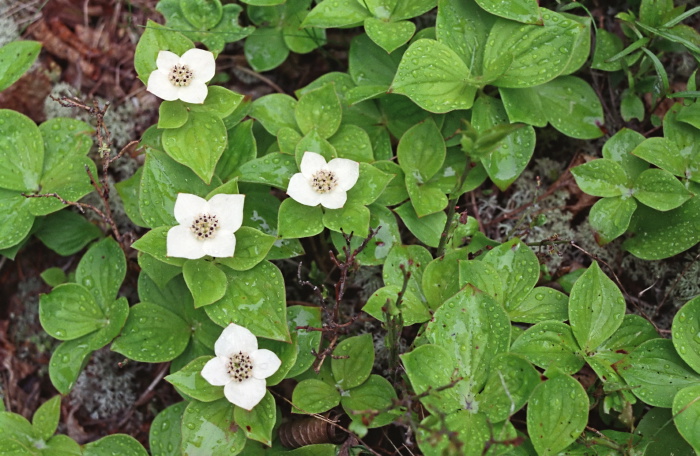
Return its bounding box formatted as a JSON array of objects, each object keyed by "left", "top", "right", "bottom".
[
  {"left": 149, "top": 401, "right": 186, "bottom": 456},
  {"left": 481, "top": 238, "right": 540, "bottom": 312},
  {"left": 291, "top": 379, "right": 341, "bottom": 414},
  {"left": 475, "top": 0, "right": 540, "bottom": 24},
  {"left": 0, "top": 188, "right": 34, "bottom": 250},
  {"left": 181, "top": 399, "right": 245, "bottom": 455},
  {"left": 83, "top": 434, "right": 148, "bottom": 456},
  {"left": 165, "top": 356, "right": 224, "bottom": 402},
  {"left": 571, "top": 159, "right": 630, "bottom": 197},
  {"left": 39, "top": 283, "right": 105, "bottom": 340},
  {"left": 672, "top": 296, "right": 700, "bottom": 374},
  {"left": 527, "top": 372, "right": 588, "bottom": 455},
  {"left": 329, "top": 125, "right": 374, "bottom": 162},
  {"left": 602, "top": 128, "right": 648, "bottom": 180},
  {"left": 394, "top": 201, "right": 446, "bottom": 248},
  {"left": 277, "top": 198, "right": 324, "bottom": 239},
  {"left": 332, "top": 334, "right": 375, "bottom": 390},
  {"left": 0, "top": 40, "right": 41, "bottom": 91},
  {"left": 234, "top": 391, "right": 276, "bottom": 445},
  {"left": 0, "top": 109, "right": 44, "bottom": 193},
  {"left": 31, "top": 396, "right": 61, "bottom": 442},
  {"left": 34, "top": 210, "right": 102, "bottom": 256},
  {"left": 244, "top": 26, "right": 289, "bottom": 72},
  {"left": 184, "top": 259, "right": 228, "bottom": 308},
  {"left": 623, "top": 196, "right": 700, "bottom": 260},
  {"left": 401, "top": 344, "right": 465, "bottom": 413},
  {"left": 112, "top": 302, "right": 191, "bottom": 362},
  {"left": 509, "top": 287, "right": 569, "bottom": 324},
  {"left": 425, "top": 287, "right": 510, "bottom": 390},
  {"left": 471, "top": 95, "right": 536, "bottom": 190},
  {"left": 295, "top": 83, "right": 342, "bottom": 139},
  {"left": 162, "top": 111, "right": 228, "bottom": 184},
  {"left": 632, "top": 137, "right": 688, "bottom": 178},
  {"left": 511, "top": 321, "right": 584, "bottom": 374},
  {"left": 569, "top": 261, "right": 626, "bottom": 352},
  {"left": 205, "top": 261, "right": 290, "bottom": 342},
  {"left": 341, "top": 375, "right": 401, "bottom": 429},
  {"left": 76, "top": 237, "right": 126, "bottom": 310},
  {"left": 618, "top": 339, "right": 700, "bottom": 407},
  {"left": 48, "top": 337, "right": 92, "bottom": 394},
  {"left": 486, "top": 10, "right": 587, "bottom": 88},
  {"left": 632, "top": 168, "right": 692, "bottom": 211},
  {"left": 391, "top": 39, "right": 478, "bottom": 113},
  {"left": 349, "top": 33, "right": 404, "bottom": 87},
  {"left": 302, "top": 0, "right": 371, "bottom": 28},
  {"left": 249, "top": 94, "right": 298, "bottom": 135},
  {"left": 234, "top": 152, "right": 298, "bottom": 191},
  {"left": 364, "top": 18, "right": 415, "bottom": 54},
  {"left": 672, "top": 383, "right": 700, "bottom": 452},
  {"left": 477, "top": 353, "right": 540, "bottom": 422}
]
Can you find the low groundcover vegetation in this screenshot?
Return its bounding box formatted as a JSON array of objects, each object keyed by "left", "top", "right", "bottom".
[{"left": 0, "top": 0, "right": 699, "bottom": 454}]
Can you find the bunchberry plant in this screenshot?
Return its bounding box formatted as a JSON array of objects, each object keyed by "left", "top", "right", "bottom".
[{"left": 0, "top": 0, "right": 699, "bottom": 455}]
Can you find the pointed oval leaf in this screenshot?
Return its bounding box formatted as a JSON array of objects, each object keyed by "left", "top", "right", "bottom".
[
  {"left": 331, "top": 334, "right": 375, "bottom": 390},
  {"left": 672, "top": 296, "right": 700, "bottom": 373},
  {"left": 150, "top": 402, "right": 187, "bottom": 456}
]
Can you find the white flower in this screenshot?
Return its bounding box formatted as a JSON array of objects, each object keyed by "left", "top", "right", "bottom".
[
  {"left": 201, "top": 323, "right": 282, "bottom": 410},
  {"left": 166, "top": 193, "right": 244, "bottom": 259},
  {"left": 287, "top": 152, "right": 360, "bottom": 209},
  {"left": 146, "top": 49, "right": 215, "bottom": 104}
]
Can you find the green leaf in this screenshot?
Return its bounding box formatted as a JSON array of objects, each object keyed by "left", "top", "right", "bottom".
[
  {"left": 527, "top": 373, "right": 589, "bottom": 456},
  {"left": 39, "top": 283, "right": 105, "bottom": 340},
  {"left": 294, "top": 130, "right": 336, "bottom": 164},
  {"left": 44, "top": 434, "right": 82, "bottom": 455},
  {"left": 425, "top": 288, "right": 510, "bottom": 390},
  {"left": 394, "top": 201, "right": 446, "bottom": 248},
  {"left": 86, "top": 297, "right": 130, "bottom": 350},
  {"left": 391, "top": 39, "right": 477, "bottom": 113},
  {"left": 322, "top": 201, "right": 370, "bottom": 237},
  {"left": 277, "top": 198, "right": 324, "bottom": 239},
  {"left": 180, "top": 0, "right": 223, "bottom": 29},
  {"left": 48, "top": 337, "right": 93, "bottom": 394},
  {"left": 482, "top": 238, "right": 540, "bottom": 313},
  {"left": 633, "top": 168, "right": 691, "bottom": 211},
  {"left": 341, "top": 375, "right": 400, "bottom": 428},
  {"left": 383, "top": 243, "right": 432, "bottom": 305},
  {"left": 235, "top": 153, "right": 298, "bottom": 190},
  {"left": 161, "top": 111, "right": 227, "bottom": 184},
  {"left": 139, "top": 149, "right": 218, "bottom": 228},
  {"left": 244, "top": 26, "right": 289, "bottom": 72},
  {"left": 181, "top": 399, "right": 245, "bottom": 456},
  {"left": 303, "top": 0, "right": 371, "bottom": 28},
  {"left": 328, "top": 125, "right": 374, "bottom": 162},
  {"left": 401, "top": 344, "right": 464, "bottom": 413},
  {"left": 205, "top": 261, "right": 290, "bottom": 342},
  {"left": 40, "top": 267, "right": 66, "bottom": 287},
  {"left": 349, "top": 33, "right": 403, "bottom": 87},
  {"left": 189, "top": 86, "right": 244, "bottom": 119},
  {"left": 362, "top": 286, "right": 430, "bottom": 325},
  {"left": 422, "top": 251, "right": 465, "bottom": 310},
  {"left": 215, "top": 227, "right": 276, "bottom": 271},
  {"left": 532, "top": 76, "right": 604, "bottom": 139},
  {"left": 459, "top": 259, "right": 504, "bottom": 303},
  {"left": 0, "top": 109, "right": 43, "bottom": 192},
  {"left": 591, "top": 29, "right": 640, "bottom": 72},
  {"left": 471, "top": 95, "right": 535, "bottom": 190},
  {"left": 250, "top": 94, "right": 298, "bottom": 135},
  {"left": 398, "top": 118, "right": 445, "bottom": 184},
  {"left": 621, "top": 89, "right": 645, "bottom": 122},
  {"left": 508, "top": 287, "right": 569, "bottom": 324},
  {"left": 295, "top": 84, "right": 342, "bottom": 139},
  {"left": 477, "top": 353, "right": 540, "bottom": 423},
  {"left": 32, "top": 396, "right": 60, "bottom": 442},
  {"left": 475, "top": 0, "right": 540, "bottom": 23},
  {"left": 34, "top": 211, "right": 101, "bottom": 256},
  {"left": 589, "top": 196, "right": 637, "bottom": 244},
  {"left": 332, "top": 334, "right": 375, "bottom": 390},
  {"left": 165, "top": 356, "right": 224, "bottom": 402},
  {"left": 111, "top": 302, "right": 191, "bottom": 362},
  {"left": 639, "top": 0, "right": 673, "bottom": 27},
  {"left": 115, "top": 167, "right": 147, "bottom": 228},
  {"left": 417, "top": 411, "right": 499, "bottom": 456},
  {"left": 672, "top": 384, "right": 700, "bottom": 453},
  {"left": 602, "top": 128, "right": 648, "bottom": 180},
  {"left": 75, "top": 237, "right": 125, "bottom": 309},
  {"left": 233, "top": 391, "right": 276, "bottom": 445},
  {"left": 511, "top": 321, "right": 584, "bottom": 374},
  {"left": 283, "top": 10, "right": 327, "bottom": 54},
  {"left": 292, "top": 379, "right": 341, "bottom": 414},
  {"left": 346, "top": 163, "right": 392, "bottom": 206},
  {"left": 633, "top": 136, "right": 686, "bottom": 177},
  {"left": 436, "top": 0, "right": 493, "bottom": 79},
  {"left": 623, "top": 196, "right": 700, "bottom": 260},
  {"left": 486, "top": 11, "right": 587, "bottom": 88},
  {"left": 134, "top": 21, "right": 193, "bottom": 84},
  {"left": 571, "top": 159, "right": 630, "bottom": 197},
  {"left": 149, "top": 402, "right": 186, "bottom": 456},
  {"left": 0, "top": 40, "right": 41, "bottom": 91},
  {"left": 618, "top": 339, "right": 700, "bottom": 407},
  {"left": 598, "top": 314, "right": 658, "bottom": 353},
  {"left": 635, "top": 408, "right": 696, "bottom": 456},
  {"left": 83, "top": 435, "right": 147, "bottom": 456},
  {"left": 158, "top": 101, "right": 189, "bottom": 129},
  {"left": 183, "top": 259, "right": 227, "bottom": 308},
  {"left": 364, "top": 18, "right": 415, "bottom": 54},
  {"left": 0, "top": 189, "right": 33, "bottom": 251},
  {"left": 216, "top": 120, "right": 257, "bottom": 181},
  {"left": 672, "top": 296, "right": 700, "bottom": 373},
  {"left": 286, "top": 306, "right": 322, "bottom": 378},
  {"left": 569, "top": 261, "right": 626, "bottom": 352}
]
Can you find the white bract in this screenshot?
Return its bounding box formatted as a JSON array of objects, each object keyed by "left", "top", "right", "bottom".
[
  {"left": 201, "top": 323, "right": 281, "bottom": 410},
  {"left": 287, "top": 152, "right": 360, "bottom": 209},
  {"left": 166, "top": 193, "right": 244, "bottom": 259},
  {"left": 147, "top": 49, "right": 215, "bottom": 104}
]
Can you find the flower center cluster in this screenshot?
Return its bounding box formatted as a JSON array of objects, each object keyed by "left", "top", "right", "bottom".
[
  {"left": 310, "top": 170, "right": 338, "bottom": 194},
  {"left": 190, "top": 213, "right": 219, "bottom": 240},
  {"left": 168, "top": 64, "right": 194, "bottom": 87},
  {"left": 226, "top": 351, "right": 253, "bottom": 383}
]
